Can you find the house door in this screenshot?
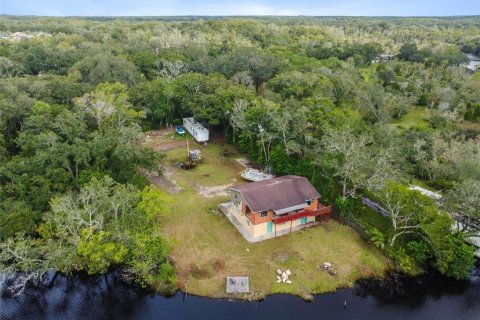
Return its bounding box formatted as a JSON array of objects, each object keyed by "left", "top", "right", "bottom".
[
  {"left": 301, "top": 217, "right": 308, "bottom": 224},
  {"left": 267, "top": 221, "right": 273, "bottom": 234}
]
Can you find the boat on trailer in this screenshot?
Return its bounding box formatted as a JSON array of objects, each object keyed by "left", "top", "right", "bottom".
[
  {"left": 240, "top": 168, "right": 273, "bottom": 182},
  {"left": 175, "top": 125, "right": 185, "bottom": 135}
]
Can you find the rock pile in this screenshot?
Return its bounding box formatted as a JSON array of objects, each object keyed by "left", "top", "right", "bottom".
[
  {"left": 322, "top": 262, "right": 336, "bottom": 276},
  {"left": 276, "top": 269, "right": 292, "bottom": 284}
]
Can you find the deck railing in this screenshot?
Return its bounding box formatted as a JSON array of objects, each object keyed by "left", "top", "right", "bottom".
[{"left": 272, "top": 203, "right": 332, "bottom": 224}]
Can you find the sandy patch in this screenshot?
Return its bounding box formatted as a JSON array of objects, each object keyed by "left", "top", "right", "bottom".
[
  {"left": 197, "top": 183, "right": 233, "bottom": 198},
  {"left": 147, "top": 167, "right": 182, "bottom": 194},
  {"left": 143, "top": 129, "right": 188, "bottom": 152}
]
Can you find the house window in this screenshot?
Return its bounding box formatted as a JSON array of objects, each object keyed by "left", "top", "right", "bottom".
[
  {"left": 232, "top": 193, "right": 239, "bottom": 205},
  {"left": 260, "top": 211, "right": 268, "bottom": 218},
  {"left": 306, "top": 199, "right": 312, "bottom": 205}
]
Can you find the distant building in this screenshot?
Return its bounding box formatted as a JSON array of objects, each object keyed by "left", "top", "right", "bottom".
[
  {"left": 464, "top": 53, "right": 479, "bottom": 73},
  {"left": 35, "top": 32, "right": 51, "bottom": 38},
  {"left": 408, "top": 185, "right": 442, "bottom": 201},
  {"left": 10, "top": 32, "right": 33, "bottom": 40},
  {"left": 372, "top": 53, "right": 395, "bottom": 63}
]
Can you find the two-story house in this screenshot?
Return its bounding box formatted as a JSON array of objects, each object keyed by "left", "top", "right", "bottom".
[{"left": 228, "top": 175, "right": 331, "bottom": 242}]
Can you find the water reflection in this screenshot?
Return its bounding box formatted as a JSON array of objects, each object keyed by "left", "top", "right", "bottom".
[{"left": 1, "top": 269, "right": 479, "bottom": 320}]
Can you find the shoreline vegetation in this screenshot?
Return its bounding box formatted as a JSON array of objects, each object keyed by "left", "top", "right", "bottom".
[{"left": 0, "top": 16, "right": 478, "bottom": 298}]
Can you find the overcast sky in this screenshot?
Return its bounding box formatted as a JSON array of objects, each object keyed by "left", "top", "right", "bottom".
[{"left": 1, "top": 0, "right": 479, "bottom": 17}]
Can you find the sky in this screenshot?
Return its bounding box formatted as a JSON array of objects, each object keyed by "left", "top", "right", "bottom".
[{"left": 0, "top": 0, "right": 479, "bottom": 17}]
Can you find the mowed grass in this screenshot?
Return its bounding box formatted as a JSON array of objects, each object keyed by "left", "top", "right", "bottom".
[
  {"left": 392, "top": 106, "right": 430, "bottom": 132},
  {"left": 149, "top": 135, "right": 390, "bottom": 299}
]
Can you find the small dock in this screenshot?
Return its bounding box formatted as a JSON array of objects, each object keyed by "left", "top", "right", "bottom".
[{"left": 226, "top": 276, "right": 249, "bottom": 294}]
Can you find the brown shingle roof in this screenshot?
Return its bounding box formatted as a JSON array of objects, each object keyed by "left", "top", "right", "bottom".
[{"left": 231, "top": 175, "right": 320, "bottom": 213}]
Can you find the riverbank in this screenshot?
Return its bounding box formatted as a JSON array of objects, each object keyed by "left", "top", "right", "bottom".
[
  {"left": 143, "top": 131, "right": 390, "bottom": 299},
  {"left": 2, "top": 268, "right": 479, "bottom": 320}
]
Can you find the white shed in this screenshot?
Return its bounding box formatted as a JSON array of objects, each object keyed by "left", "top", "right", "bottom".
[
  {"left": 408, "top": 185, "right": 442, "bottom": 201},
  {"left": 183, "top": 117, "right": 209, "bottom": 143}
]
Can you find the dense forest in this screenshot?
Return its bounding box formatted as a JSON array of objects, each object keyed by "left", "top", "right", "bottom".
[{"left": 0, "top": 16, "right": 479, "bottom": 293}]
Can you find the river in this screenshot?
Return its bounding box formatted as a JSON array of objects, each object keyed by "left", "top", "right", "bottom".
[{"left": 1, "top": 269, "right": 480, "bottom": 320}]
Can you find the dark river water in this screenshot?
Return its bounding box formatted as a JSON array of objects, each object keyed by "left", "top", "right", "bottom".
[{"left": 1, "top": 269, "right": 480, "bottom": 320}]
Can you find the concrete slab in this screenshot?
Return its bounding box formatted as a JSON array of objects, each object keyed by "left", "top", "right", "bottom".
[{"left": 226, "top": 276, "right": 249, "bottom": 293}]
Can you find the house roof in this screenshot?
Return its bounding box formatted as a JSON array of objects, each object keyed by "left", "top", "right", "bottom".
[{"left": 231, "top": 175, "right": 320, "bottom": 213}]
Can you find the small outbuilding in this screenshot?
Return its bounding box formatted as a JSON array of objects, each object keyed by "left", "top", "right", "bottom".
[{"left": 183, "top": 117, "right": 209, "bottom": 143}]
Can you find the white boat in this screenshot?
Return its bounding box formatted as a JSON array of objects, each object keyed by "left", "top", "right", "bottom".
[{"left": 240, "top": 168, "right": 273, "bottom": 182}]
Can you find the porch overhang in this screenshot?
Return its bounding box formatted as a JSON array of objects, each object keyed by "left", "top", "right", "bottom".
[{"left": 272, "top": 204, "right": 332, "bottom": 224}]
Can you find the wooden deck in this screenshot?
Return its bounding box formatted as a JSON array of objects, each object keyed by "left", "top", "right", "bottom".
[{"left": 226, "top": 276, "right": 249, "bottom": 293}]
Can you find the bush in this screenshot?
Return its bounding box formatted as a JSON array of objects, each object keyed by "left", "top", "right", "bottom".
[{"left": 366, "top": 227, "right": 386, "bottom": 250}]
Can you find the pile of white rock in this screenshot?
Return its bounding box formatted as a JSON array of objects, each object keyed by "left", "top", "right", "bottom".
[
  {"left": 276, "top": 269, "right": 292, "bottom": 284},
  {"left": 322, "top": 262, "right": 332, "bottom": 270},
  {"left": 322, "top": 262, "right": 336, "bottom": 276}
]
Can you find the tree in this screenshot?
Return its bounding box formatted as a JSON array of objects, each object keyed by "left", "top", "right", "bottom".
[
  {"left": 399, "top": 43, "right": 424, "bottom": 62},
  {"left": 137, "top": 185, "right": 172, "bottom": 220},
  {"left": 0, "top": 236, "right": 47, "bottom": 295},
  {"left": 0, "top": 200, "right": 40, "bottom": 240},
  {"left": 46, "top": 176, "right": 139, "bottom": 243},
  {"left": 356, "top": 82, "right": 408, "bottom": 123},
  {"left": 377, "top": 182, "right": 475, "bottom": 278},
  {"left": 243, "top": 99, "right": 279, "bottom": 164},
  {"left": 129, "top": 78, "right": 174, "bottom": 127},
  {"left": 446, "top": 179, "right": 480, "bottom": 220},
  {"left": 126, "top": 231, "right": 174, "bottom": 288},
  {"left": 77, "top": 229, "right": 127, "bottom": 274},
  {"left": 226, "top": 99, "right": 248, "bottom": 143},
  {"left": 154, "top": 60, "right": 189, "bottom": 80},
  {"left": 71, "top": 53, "right": 141, "bottom": 85},
  {"left": 128, "top": 51, "right": 158, "bottom": 80},
  {"left": 267, "top": 71, "right": 335, "bottom": 101},
  {"left": 320, "top": 126, "right": 399, "bottom": 198},
  {"left": 221, "top": 48, "right": 280, "bottom": 94},
  {"left": 75, "top": 82, "right": 145, "bottom": 129},
  {"left": 379, "top": 182, "right": 429, "bottom": 246},
  {"left": 0, "top": 57, "right": 24, "bottom": 78}
]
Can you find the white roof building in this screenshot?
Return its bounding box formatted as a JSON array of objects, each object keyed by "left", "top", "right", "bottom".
[
  {"left": 409, "top": 185, "right": 442, "bottom": 200},
  {"left": 183, "top": 117, "right": 209, "bottom": 143}
]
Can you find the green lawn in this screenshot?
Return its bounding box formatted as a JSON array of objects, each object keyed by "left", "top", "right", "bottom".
[
  {"left": 392, "top": 106, "right": 430, "bottom": 132},
  {"left": 147, "top": 134, "right": 390, "bottom": 299},
  {"left": 360, "top": 66, "right": 376, "bottom": 82}
]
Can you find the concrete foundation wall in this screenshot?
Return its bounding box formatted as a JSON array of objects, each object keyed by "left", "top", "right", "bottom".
[{"left": 230, "top": 203, "right": 315, "bottom": 239}]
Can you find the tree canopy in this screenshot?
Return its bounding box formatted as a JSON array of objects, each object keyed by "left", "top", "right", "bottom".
[{"left": 0, "top": 15, "right": 479, "bottom": 290}]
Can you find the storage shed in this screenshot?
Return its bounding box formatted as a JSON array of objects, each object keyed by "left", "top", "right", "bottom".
[{"left": 183, "top": 117, "right": 209, "bottom": 143}]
